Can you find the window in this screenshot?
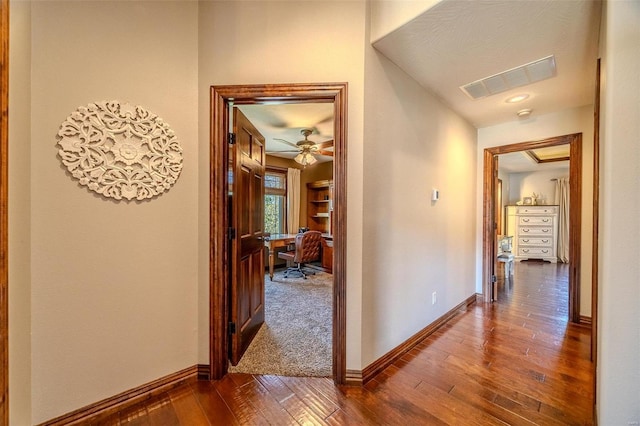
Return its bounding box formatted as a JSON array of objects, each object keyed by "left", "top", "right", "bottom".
[{"left": 264, "top": 170, "right": 287, "bottom": 234}]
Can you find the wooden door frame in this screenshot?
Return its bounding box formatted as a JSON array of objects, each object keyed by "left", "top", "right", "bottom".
[
  {"left": 1, "top": 0, "right": 9, "bottom": 422},
  {"left": 482, "top": 133, "right": 583, "bottom": 323},
  {"left": 209, "top": 83, "right": 348, "bottom": 384}
]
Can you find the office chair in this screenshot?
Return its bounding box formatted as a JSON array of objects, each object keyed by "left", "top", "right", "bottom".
[{"left": 277, "top": 230, "right": 322, "bottom": 279}]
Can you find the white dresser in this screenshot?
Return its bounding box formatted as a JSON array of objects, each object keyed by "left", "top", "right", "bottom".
[{"left": 505, "top": 205, "right": 559, "bottom": 263}]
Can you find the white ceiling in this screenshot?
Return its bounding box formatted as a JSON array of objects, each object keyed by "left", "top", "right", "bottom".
[
  {"left": 238, "top": 1, "right": 601, "bottom": 172},
  {"left": 498, "top": 150, "right": 569, "bottom": 174},
  {"left": 238, "top": 103, "right": 334, "bottom": 163},
  {"left": 372, "top": 0, "right": 602, "bottom": 128}
]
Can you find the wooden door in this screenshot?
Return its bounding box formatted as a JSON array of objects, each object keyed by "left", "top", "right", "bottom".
[{"left": 229, "top": 108, "right": 266, "bottom": 365}]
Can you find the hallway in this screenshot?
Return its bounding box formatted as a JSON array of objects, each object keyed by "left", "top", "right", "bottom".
[{"left": 93, "top": 262, "right": 593, "bottom": 425}]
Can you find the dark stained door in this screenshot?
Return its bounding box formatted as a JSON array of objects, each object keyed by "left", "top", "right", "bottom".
[{"left": 229, "top": 108, "right": 266, "bottom": 365}]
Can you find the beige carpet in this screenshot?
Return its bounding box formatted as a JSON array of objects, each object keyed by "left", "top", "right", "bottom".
[{"left": 227, "top": 270, "right": 333, "bottom": 377}]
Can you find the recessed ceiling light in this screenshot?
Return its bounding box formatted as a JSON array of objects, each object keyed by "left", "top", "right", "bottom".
[
  {"left": 517, "top": 108, "right": 533, "bottom": 117},
  {"left": 506, "top": 94, "right": 529, "bottom": 103}
]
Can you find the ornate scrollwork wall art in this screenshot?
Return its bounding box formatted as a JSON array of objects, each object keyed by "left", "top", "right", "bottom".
[{"left": 57, "top": 100, "right": 183, "bottom": 201}]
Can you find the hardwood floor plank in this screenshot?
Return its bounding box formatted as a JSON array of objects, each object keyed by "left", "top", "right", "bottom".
[
  {"left": 214, "top": 375, "right": 268, "bottom": 425},
  {"left": 301, "top": 377, "right": 388, "bottom": 425},
  {"left": 376, "top": 365, "right": 508, "bottom": 425},
  {"left": 144, "top": 394, "right": 181, "bottom": 426},
  {"left": 278, "top": 376, "right": 339, "bottom": 419},
  {"left": 233, "top": 375, "right": 299, "bottom": 425},
  {"left": 190, "top": 380, "right": 239, "bottom": 426},
  {"left": 255, "top": 375, "right": 329, "bottom": 425},
  {"left": 168, "top": 385, "right": 210, "bottom": 426}
]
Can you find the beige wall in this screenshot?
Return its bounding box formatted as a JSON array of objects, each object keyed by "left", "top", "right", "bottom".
[
  {"left": 361, "top": 32, "right": 478, "bottom": 364},
  {"left": 477, "top": 105, "right": 595, "bottom": 317},
  {"left": 27, "top": 2, "right": 199, "bottom": 422},
  {"left": 597, "top": 0, "right": 640, "bottom": 423},
  {"left": 8, "top": 1, "right": 32, "bottom": 424},
  {"left": 197, "top": 0, "right": 367, "bottom": 368}
]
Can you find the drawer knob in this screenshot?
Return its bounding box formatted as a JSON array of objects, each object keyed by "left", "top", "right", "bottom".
[
  {"left": 542, "top": 250, "right": 549, "bottom": 253},
  {"left": 542, "top": 239, "right": 548, "bottom": 243},
  {"left": 523, "top": 249, "right": 529, "bottom": 253},
  {"left": 523, "top": 218, "right": 530, "bottom": 222},
  {"left": 522, "top": 229, "right": 529, "bottom": 232},
  {"left": 542, "top": 229, "right": 549, "bottom": 233},
  {"left": 522, "top": 239, "right": 529, "bottom": 242},
  {"left": 543, "top": 219, "right": 549, "bottom": 222}
]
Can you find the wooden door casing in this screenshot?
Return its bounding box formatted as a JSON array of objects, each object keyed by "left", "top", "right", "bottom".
[
  {"left": 229, "top": 108, "right": 266, "bottom": 365},
  {"left": 209, "top": 82, "right": 348, "bottom": 384},
  {"left": 482, "top": 133, "right": 582, "bottom": 322}
]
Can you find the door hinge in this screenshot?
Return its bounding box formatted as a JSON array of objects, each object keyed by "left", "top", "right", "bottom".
[
  {"left": 228, "top": 322, "right": 236, "bottom": 334},
  {"left": 228, "top": 133, "right": 236, "bottom": 145},
  {"left": 491, "top": 275, "right": 497, "bottom": 283},
  {"left": 228, "top": 227, "right": 236, "bottom": 240}
]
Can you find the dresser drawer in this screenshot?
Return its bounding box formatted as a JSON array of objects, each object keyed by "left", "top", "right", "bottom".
[
  {"left": 518, "top": 237, "right": 553, "bottom": 247},
  {"left": 518, "top": 227, "right": 553, "bottom": 236},
  {"left": 519, "top": 216, "right": 553, "bottom": 226},
  {"left": 516, "top": 206, "right": 558, "bottom": 215},
  {"left": 518, "top": 247, "right": 553, "bottom": 257}
]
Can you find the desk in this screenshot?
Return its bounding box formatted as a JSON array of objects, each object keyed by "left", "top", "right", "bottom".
[{"left": 264, "top": 234, "right": 297, "bottom": 280}]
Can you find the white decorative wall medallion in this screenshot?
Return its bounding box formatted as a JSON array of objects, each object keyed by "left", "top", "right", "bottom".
[{"left": 57, "top": 101, "right": 183, "bottom": 201}]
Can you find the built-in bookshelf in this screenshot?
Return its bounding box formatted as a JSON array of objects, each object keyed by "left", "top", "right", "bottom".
[{"left": 307, "top": 179, "right": 333, "bottom": 235}]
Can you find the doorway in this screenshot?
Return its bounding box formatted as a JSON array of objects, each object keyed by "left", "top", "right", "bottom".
[
  {"left": 208, "top": 83, "right": 348, "bottom": 384},
  {"left": 482, "top": 133, "right": 583, "bottom": 323}
]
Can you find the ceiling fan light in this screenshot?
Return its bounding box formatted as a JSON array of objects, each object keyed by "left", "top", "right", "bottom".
[
  {"left": 294, "top": 153, "right": 305, "bottom": 164},
  {"left": 306, "top": 153, "right": 317, "bottom": 165}
]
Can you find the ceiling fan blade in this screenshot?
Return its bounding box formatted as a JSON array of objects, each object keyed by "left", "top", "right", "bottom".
[
  {"left": 317, "top": 149, "right": 334, "bottom": 157},
  {"left": 267, "top": 150, "right": 301, "bottom": 154},
  {"left": 273, "top": 138, "right": 300, "bottom": 149},
  {"left": 315, "top": 140, "right": 334, "bottom": 149}
]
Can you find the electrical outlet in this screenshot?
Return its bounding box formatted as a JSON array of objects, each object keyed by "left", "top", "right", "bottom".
[{"left": 432, "top": 292, "right": 437, "bottom": 305}]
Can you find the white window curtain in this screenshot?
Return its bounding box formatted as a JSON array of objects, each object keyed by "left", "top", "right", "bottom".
[
  {"left": 286, "top": 168, "right": 301, "bottom": 234},
  {"left": 554, "top": 177, "right": 570, "bottom": 263}
]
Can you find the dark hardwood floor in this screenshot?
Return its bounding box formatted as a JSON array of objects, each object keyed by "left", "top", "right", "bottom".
[{"left": 96, "top": 261, "right": 593, "bottom": 425}]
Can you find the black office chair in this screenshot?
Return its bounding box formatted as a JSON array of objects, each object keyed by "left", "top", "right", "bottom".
[{"left": 277, "top": 230, "right": 322, "bottom": 279}]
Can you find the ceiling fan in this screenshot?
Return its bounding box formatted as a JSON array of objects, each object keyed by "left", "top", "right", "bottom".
[{"left": 268, "top": 128, "right": 333, "bottom": 166}]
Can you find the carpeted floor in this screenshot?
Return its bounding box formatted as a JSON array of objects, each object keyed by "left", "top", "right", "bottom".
[{"left": 227, "top": 270, "right": 333, "bottom": 377}]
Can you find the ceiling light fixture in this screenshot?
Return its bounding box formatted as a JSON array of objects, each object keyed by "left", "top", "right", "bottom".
[
  {"left": 517, "top": 108, "right": 532, "bottom": 118},
  {"left": 295, "top": 151, "right": 317, "bottom": 166},
  {"left": 506, "top": 94, "right": 530, "bottom": 103}
]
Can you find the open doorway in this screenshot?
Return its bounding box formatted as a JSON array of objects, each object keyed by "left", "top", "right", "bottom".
[
  {"left": 227, "top": 103, "right": 335, "bottom": 377},
  {"left": 208, "top": 83, "right": 348, "bottom": 384},
  {"left": 482, "top": 133, "right": 583, "bottom": 323},
  {"left": 495, "top": 145, "right": 571, "bottom": 309}
]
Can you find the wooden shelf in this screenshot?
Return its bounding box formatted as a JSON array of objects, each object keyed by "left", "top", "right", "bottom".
[{"left": 307, "top": 180, "right": 333, "bottom": 235}]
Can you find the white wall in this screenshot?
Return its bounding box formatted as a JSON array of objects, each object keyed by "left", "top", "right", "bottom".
[
  {"left": 28, "top": 2, "right": 199, "bottom": 422},
  {"left": 597, "top": 0, "right": 640, "bottom": 423},
  {"left": 506, "top": 167, "right": 569, "bottom": 206},
  {"left": 477, "top": 105, "right": 594, "bottom": 317},
  {"left": 362, "top": 22, "right": 477, "bottom": 365},
  {"left": 8, "top": 2, "right": 32, "bottom": 424},
  {"left": 197, "top": 0, "right": 367, "bottom": 369}
]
